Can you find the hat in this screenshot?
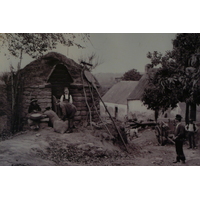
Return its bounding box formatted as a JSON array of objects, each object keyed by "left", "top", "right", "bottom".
[
  {"left": 175, "top": 114, "right": 182, "bottom": 120},
  {"left": 31, "top": 98, "right": 37, "bottom": 103}
]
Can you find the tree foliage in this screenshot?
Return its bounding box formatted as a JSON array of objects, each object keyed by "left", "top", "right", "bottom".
[
  {"left": 122, "top": 68, "right": 142, "bottom": 81},
  {"left": 0, "top": 33, "right": 90, "bottom": 59},
  {"left": 172, "top": 33, "right": 200, "bottom": 68},
  {"left": 142, "top": 34, "right": 200, "bottom": 116}
]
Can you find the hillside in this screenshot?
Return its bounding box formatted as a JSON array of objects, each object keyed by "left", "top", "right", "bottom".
[{"left": 93, "top": 73, "right": 123, "bottom": 95}]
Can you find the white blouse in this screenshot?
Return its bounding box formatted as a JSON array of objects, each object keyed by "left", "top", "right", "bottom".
[{"left": 60, "top": 94, "right": 73, "bottom": 103}]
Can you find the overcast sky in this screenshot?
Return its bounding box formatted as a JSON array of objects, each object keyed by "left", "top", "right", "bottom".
[{"left": 0, "top": 33, "right": 176, "bottom": 74}]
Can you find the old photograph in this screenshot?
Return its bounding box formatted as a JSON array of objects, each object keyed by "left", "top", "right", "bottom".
[{"left": 0, "top": 33, "right": 200, "bottom": 166}]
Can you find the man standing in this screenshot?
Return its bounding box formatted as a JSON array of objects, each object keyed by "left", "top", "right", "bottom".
[
  {"left": 173, "top": 114, "right": 186, "bottom": 164},
  {"left": 185, "top": 119, "right": 198, "bottom": 149}
]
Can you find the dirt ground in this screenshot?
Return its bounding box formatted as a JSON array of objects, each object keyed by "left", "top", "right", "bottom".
[{"left": 0, "top": 126, "right": 200, "bottom": 166}]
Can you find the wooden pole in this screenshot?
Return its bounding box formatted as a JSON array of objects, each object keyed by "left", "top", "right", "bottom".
[
  {"left": 83, "top": 70, "right": 129, "bottom": 152},
  {"left": 91, "top": 82, "right": 129, "bottom": 152},
  {"left": 88, "top": 82, "right": 112, "bottom": 136}
]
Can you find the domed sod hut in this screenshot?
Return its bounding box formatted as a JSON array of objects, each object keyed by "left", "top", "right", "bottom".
[{"left": 18, "top": 52, "right": 100, "bottom": 128}]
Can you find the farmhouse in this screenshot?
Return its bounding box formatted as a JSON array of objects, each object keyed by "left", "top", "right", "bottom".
[
  {"left": 16, "top": 52, "right": 100, "bottom": 128},
  {"left": 127, "top": 66, "right": 181, "bottom": 121},
  {"left": 100, "top": 81, "right": 138, "bottom": 121}
]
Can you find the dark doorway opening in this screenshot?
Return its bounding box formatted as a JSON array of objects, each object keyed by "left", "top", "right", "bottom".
[{"left": 47, "top": 63, "right": 73, "bottom": 114}]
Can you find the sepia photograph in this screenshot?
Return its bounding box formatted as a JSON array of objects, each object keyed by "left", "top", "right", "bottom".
[
  {"left": 2, "top": 2, "right": 200, "bottom": 200},
  {"left": 0, "top": 33, "right": 200, "bottom": 166}
]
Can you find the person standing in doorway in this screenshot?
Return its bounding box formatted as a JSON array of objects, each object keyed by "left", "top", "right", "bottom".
[
  {"left": 59, "top": 87, "right": 77, "bottom": 133},
  {"left": 60, "top": 87, "right": 73, "bottom": 104},
  {"left": 185, "top": 119, "right": 198, "bottom": 149},
  {"left": 173, "top": 114, "right": 186, "bottom": 164}
]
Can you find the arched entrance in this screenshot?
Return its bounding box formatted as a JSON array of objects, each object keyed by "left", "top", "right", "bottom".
[{"left": 47, "top": 63, "right": 73, "bottom": 115}]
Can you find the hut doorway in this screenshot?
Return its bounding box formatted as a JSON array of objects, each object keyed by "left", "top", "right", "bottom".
[{"left": 47, "top": 63, "right": 73, "bottom": 114}]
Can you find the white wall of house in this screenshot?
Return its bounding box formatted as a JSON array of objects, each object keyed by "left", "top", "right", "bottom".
[
  {"left": 128, "top": 100, "right": 182, "bottom": 121},
  {"left": 100, "top": 102, "right": 127, "bottom": 121},
  {"left": 160, "top": 105, "right": 182, "bottom": 119},
  {"left": 127, "top": 100, "right": 155, "bottom": 121}
]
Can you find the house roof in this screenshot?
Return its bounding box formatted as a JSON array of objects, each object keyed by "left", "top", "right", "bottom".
[
  {"left": 19, "top": 52, "right": 99, "bottom": 87},
  {"left": 102, "top": 81, "right": 139, "bottom": 105},
  {"left": 128, "top": 68, "right": 158, "bottom": 100}
]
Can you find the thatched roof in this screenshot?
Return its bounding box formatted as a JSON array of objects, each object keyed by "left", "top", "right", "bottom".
[
  {"left": 19, "top": 52, "right": 95, "bottom": 87},
  {"left": 128, "top": 68, "right": 158, "bottom": 100},
  {"left": 102, "top": 81, "right": 138, "bottom": 105}
]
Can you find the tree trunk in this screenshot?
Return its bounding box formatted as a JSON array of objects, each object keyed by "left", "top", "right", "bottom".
[
  {"left": 185, "top": 102, "right": 189, "bottom": 124},
  {"left": 155, "top": 109, "right": 159, "bottom": 122},
  {"left": 190, "top": 103, "right": 196, "bottom": 121},
  {"left": 18, "top": 49, "right": 23, "bottom": 70}
]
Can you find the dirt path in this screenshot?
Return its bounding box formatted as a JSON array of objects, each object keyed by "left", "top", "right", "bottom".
[
  {"left": 129, "top": 128, "right": 200, "bottom": 166},
  {"left": 0, "top": 127, "right": 199, "bottom": 166}
]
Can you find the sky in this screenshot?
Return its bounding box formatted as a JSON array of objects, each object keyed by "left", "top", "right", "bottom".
[{"left": 0, "top": 33, "right": 176, "bottom": 74}]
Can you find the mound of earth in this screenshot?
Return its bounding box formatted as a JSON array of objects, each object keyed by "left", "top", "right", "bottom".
[{"left": 0, "top": 126, "right": 200, "bottom": 166}]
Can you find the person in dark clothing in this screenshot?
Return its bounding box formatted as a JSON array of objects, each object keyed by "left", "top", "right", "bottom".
[
  {"left": 185, "top": 119, "right": 198, "bottom": 149},
  {"left": 28, "top": 98, "right": 41, "bottom": 113},
  {"left": 59, "top": 88, "right": 77, "bottom": 133},
  {"left": 173, "top": 114, "right": 186, "bottom": 164},
  {"left": 27, "top": 98, "right": 42, "bottom": 130}
]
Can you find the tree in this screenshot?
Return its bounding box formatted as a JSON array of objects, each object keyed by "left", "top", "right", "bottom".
[
  {"left": 0, "top": 33, "right": 90, "bottom": 68},
  {"left": 122, "top": 69, "right": 142, "bottom": 81},
  {"left": 142, "top": 33, "right": 200, "bottom": 122}
]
